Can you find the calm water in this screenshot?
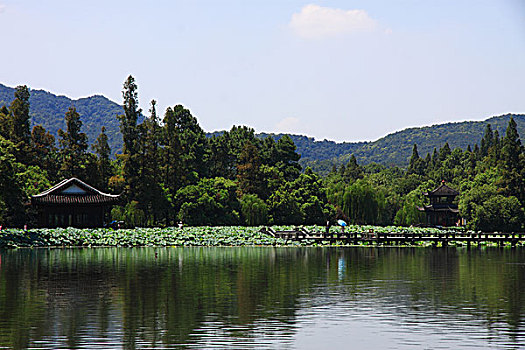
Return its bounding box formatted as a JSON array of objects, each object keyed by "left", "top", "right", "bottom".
[{"left": 1, "top": 247, "right": 525, "bottom": 349}]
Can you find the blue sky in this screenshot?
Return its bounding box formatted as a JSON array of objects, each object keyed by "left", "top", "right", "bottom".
[{"left": 1, "top": 0, "right": 524, "bottom": 142}]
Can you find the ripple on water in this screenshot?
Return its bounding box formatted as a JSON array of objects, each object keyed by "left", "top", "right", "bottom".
[{"left": 3, "top": 247, "right": 525, "bottom": 349}]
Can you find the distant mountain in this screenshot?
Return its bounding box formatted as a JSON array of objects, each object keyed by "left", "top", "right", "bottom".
[
  {"left": 301, "top": 114, "right": 525, "bottom": 174},
  {"left": 0, "top": 83, "right": 127, "bottom": 154},
  {"left": 257, "top": 133, "right": 368, "bottom": 162},
  {"left": 1, "top": 83, "right": 523, "bottom": 172}
]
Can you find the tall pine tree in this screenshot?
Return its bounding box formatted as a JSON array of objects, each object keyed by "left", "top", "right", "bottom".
[
  {"left": 58, "top": 106, "right": 88, "bottom": 179},
  {"left": 117, "top": 75, "right": 142, "bottom": 200},
  {"left": 9, "top": 85, "right": 32, "bottom": 163},
  {"left": 93, "top": 126, "right": 112, "bottom": 190},
  {"left": 498, "top": 117, "right": 524, "bottom": 203}
]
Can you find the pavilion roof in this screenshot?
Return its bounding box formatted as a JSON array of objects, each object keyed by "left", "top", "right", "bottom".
[
  {"left": 31, "top": 178, "right": 120, "bottom": 206},
  {"left": 423, "top": 182, "right": 459, "bottom": 197}
]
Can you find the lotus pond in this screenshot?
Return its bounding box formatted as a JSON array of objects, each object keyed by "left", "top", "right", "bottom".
[{"left": 0, "top": 225, "right": 463, "bottom": 248}]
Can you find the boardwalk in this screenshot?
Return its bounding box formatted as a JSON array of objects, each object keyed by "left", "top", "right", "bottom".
[{"left": 260, "top": 227, "right": 525, "bottom": 247}]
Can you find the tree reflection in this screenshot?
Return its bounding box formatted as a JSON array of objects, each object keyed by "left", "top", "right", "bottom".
[{"left": 0, "top": 247, "right": 524, "bottom": 349}]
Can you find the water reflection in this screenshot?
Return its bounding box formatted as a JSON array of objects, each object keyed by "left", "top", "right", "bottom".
[{"left": 0, "top": 247, "right": 524, "bottom": 349}]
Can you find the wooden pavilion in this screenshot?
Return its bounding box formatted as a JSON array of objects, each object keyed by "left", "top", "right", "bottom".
[
  {"left": 31, "top": 178, "right": 120, "bottom": 228},
  {"left": 418, "top": 181, "right": 460, "bottom": 227}
]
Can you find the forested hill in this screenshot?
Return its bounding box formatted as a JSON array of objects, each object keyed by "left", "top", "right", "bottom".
[
  {"left": 257, "top": 133, "right": 368, "bottom": 161},
  {"left": 301, "top": 114, "right": 525, "bottom": 174},
  {"left": 0, "top": 83, "right": 128, "bottom": 154},
  {"left": 0, "top": 83, "right": 523, "bottom": 170}
]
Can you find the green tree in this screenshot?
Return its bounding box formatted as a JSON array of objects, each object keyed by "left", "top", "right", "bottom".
[
  {"left": 58, "top": 106, "right": 89, "bottom": 179},
  {"left": 208, "top": 133, "right": 234, "bottom": 178},
  {"left": 342, "top": 155, "right": 363, "bottom": 182},
  {"left": 289, "top": 168, "right": 333, "bottom": 225},
  {"left": 0, "top": 136, "right": 25, "bottom": 226},
  {"left": 93, "top": 126, "right": 112, "bottom": 190},
  {"left": 406, "top": 144, "right": 425, "bottom": 176},
  {"left": 461, "top": 187, "right": 524, "bottom": 232},
  {"left": 111, "top": 201, "right": 146, "bottom": 227},
  {"left": 394, "top": 190, "right": 426, "bottom": 226},
  {"left": 0, "top": 105, "right": 10, "bottom": 139},
  {"left": 8, "top": 86, "right": 32, "bottom": 164},
  {"left": 9, "top": 86, "right": 31, "bottom": 145},
  {"left": 117, "top": 75, "right": 142, "bottom": 200},
  {"left": 162, "top": 105, "right": 208, "bottom": 223},
  {"left": 267, "top": 188, "right": 302, "bottom": 224},
  {"left": 275, "top": 135, "right": 301, "bottom": 181},
  {"left": 341, "top": 179, "right": 382, "bottom": 224},
  {"left": 259, "top": 136, "right": 278, "bottom": 166},
  {"left": 208, "top": 126, "right": 259, "bottom": 179},
  {"left": 480, "top": 124, "right": 494, "bottom": 157},
  {"left": 498, "top": 117, "right": 524, "bottom": 202},
  {"left": 236, "top": 141, "right": 264, "bottom": 198},
  {"left": 118, "top": 75, "right": 141, "bottom": 156},
  {"left": 175, "top": 177, "right": 240, "bottom": 225},
  {"left": 31, "top": 125, "right": 58, "bottom": 182},
  {"left": 139, "top": 100, "right": 167, "bottom": 225},
  {"left": 439, "top": 142, "right": 452, "bottom": 161},
  {"left": 240, "top": 194, "right": 268, "bottom": 226}
]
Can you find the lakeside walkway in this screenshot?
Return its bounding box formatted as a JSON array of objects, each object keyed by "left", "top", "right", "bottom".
[{"left": 260, "top": 227, "right": 525, "bottom": 247}]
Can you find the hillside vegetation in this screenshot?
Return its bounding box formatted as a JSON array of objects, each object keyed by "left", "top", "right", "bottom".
[
  {"left": 0, "top": 83, "right": 127, "bottom": 154},
  {"left": 300, "top": 114, "right": 525, "bottom": 174},
  {"left": 0, "top": 78, "right": 524, "bottom": 233},
  {"left": 0, "top": 83, "right": 523, "bottom": 168}
]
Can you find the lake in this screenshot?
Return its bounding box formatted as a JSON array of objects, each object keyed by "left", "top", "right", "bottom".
[{"left": 0, "top": 247, "right": 524, "bottom": 349}]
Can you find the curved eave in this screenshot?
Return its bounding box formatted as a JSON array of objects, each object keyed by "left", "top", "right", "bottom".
[{"left": 31, "top": 194, "right": 121, "bottom": 206}]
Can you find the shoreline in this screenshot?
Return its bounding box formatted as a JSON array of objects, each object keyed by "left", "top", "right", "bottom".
[{"left": 0, "top": 226, "right": 516, "bottom": 249}]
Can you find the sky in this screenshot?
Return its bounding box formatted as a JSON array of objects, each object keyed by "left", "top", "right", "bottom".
[{"left": 0, "top": 0, "right": 524, "bottom": 142}]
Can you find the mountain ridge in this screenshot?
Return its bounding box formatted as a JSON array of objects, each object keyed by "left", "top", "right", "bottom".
[
  {"left": 0, "top": 83, "right": 127, "bottom": 154},
  {"left": 0, "top": 83, "right": 523, "bottom": 171}
]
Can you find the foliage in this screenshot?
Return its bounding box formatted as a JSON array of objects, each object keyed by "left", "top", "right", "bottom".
[
  {"left": 58, "top": 106, "right": 90, "bottom": 179},
  {"left": 0, "top": 79, "right": 524, "bottom": 232},
  {"left": 175, "top": 178, "right": 240, "bottom": 226},
  {"left": 267, "top": 189, "right": 303, "bottom": 225},
  {"left": 0, "top": 83, "right": 130, "bottom": 155},
  {"left": 459, "top": 183, "right": 524, "bottom": 232},
  {"left": 470, "top": 195, "right": 524, "bottom": 232},
  {"left": 0, "top": 136, "right": 25, "bottom": 225},
  {"left": 92, "top": 126, "right": 112, "bottom": 190},
  {"left": 303, "top": 114, "right": 525, "bottom": 174},
  {"left": 240, "top": 194, "right": 268, "bottom": 226},
  {"left": 111, "top": 201, "right": 146, "bottom": 227},
  {"left": 0, "top": 224, "right": 460, "bottom": 248},
  {"left": 393, "top": 190, "right": 426, "bottom": 226}
]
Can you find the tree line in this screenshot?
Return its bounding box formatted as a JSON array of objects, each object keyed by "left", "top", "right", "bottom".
[{"left": 0, "top": 76, "right": 524, "bottom": 231}]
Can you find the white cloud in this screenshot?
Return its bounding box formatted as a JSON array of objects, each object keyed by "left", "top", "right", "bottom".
[
  {"left": 0, "top": 3, "right": 5, "bottom": 13},
  {"left": 290, "top": 4, "right": 377, "bottom": 39},
  {"left": 275, "top": 117, "right": 300, "bottom": 132}
]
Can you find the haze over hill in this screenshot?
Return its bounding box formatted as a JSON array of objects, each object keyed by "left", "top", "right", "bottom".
[{"left": 0, "top": 83, "right": 523, "bottom": 172}]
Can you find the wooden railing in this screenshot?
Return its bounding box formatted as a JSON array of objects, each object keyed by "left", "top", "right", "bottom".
[{"left": 262, "top": 228, "right": 525, "bottom": 247}]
